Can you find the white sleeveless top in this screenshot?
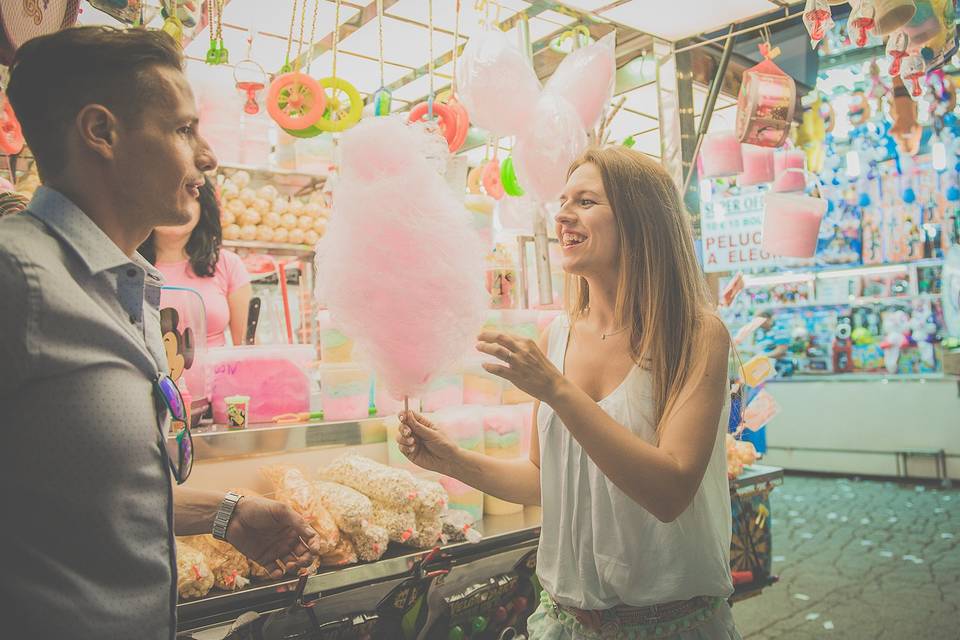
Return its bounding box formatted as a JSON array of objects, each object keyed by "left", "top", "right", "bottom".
[{"left": 536, "top": 315, "right": 734, "bottom": 610}]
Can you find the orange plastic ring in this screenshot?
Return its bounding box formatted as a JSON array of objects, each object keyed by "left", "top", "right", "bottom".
[
  {"left": 408, "top": 101, "right": 457, "bottom": 149},
  {"left": 266, "top": 72, "right": 326, "bottom": 131},
  {"left": 446, "top": 99, "right": 470, "bottom": 152}
]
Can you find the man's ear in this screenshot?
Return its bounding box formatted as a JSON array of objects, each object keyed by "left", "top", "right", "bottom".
[{"left": 74, "top": 104, "right": 119, "bottom": 162}]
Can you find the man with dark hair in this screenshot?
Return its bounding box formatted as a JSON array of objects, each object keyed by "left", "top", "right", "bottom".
[{"left": 0, "top": 27, "right": 320, "bottom": 639}]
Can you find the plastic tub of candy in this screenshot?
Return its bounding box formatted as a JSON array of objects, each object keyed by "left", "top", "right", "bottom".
[
  {"left": 209, "top": 345, "right": 314, "bottom": 425},
  {"left": 320, "top": 364, "right": 373, "bottom": 421}
]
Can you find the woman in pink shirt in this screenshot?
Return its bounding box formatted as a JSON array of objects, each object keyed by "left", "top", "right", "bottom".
[{"left": 141, "top": 177, "right": 252, "bottom": 347}]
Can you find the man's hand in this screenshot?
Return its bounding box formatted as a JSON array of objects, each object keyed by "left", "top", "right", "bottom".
[{"left": 225, "top": 496, "right": 321, "bottom": 579}]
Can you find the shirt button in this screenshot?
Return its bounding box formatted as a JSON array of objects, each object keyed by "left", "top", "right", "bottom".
[
  {"left": 127, "top": 269, "right": 137, "bottom": 278},
  {"left": 129, "top": 315, "right": 137, "bottom": 324}
]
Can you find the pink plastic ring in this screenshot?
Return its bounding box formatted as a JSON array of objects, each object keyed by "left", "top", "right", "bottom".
[{"left": 482, "top": 160, "right": 505, "bottom": 200}]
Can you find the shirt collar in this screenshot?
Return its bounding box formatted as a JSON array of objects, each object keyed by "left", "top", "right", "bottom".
[{"left": 25, "top": 185, "right": 161, "bottom": 280}]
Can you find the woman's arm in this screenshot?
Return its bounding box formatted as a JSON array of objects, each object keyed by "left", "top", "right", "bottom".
[
  {"left": 227, "top": 284, "right": 252, "bottom": 345},
  {"left": 480, "top": 316, "right": 729, "bottom": 522}
]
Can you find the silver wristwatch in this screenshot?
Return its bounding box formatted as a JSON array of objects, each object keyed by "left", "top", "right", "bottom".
[{"left": 212, "top": 491, "right": 243, "bottom": 541}]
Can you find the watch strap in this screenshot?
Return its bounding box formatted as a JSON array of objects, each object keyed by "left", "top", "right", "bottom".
[{"left": 212, "top": 491, "right": 243, "bottom": 541}]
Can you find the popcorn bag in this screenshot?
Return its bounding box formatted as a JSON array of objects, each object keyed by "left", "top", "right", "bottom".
[
  {"left": 181, "top": 534, "right": 251, "bottom": 592},
  {"left": 319, "top": 453, "right": 420, "bottom": 508},
  {"left": 176, "top": 539, "right": 214, "bottom": 600},
  {"left": 260, "top": 465, "right": 340, "bottom": 560}
]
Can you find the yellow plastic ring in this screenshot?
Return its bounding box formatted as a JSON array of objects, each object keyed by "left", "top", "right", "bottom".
[{"left": 313, "top": 77, "right": 363, "bottom": 133}]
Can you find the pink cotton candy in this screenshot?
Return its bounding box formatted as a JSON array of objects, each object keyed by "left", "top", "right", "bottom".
[
  {"left": 543, "top": 32, "right": 616, "bottom": 130},
  {"left": 456, "top": 29, "right": 542, "bottom": 137},
  {"left": 317, "top": 117, "right": 488, "bottom": 399},
  {"left": 512, "top": 92, "right": 587, "bottom": 203}
]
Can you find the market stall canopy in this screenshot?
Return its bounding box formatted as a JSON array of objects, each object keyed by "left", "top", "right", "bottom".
[{"left": 70, "top": 1, "right": 807, "bottom": 167}]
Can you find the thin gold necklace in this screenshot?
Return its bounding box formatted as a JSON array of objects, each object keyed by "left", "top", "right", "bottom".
[{"left": 600, "top": 326, "right": 628, "bottom": 340}]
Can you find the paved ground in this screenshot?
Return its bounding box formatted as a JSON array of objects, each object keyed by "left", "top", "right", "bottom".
[{"left": 732, "top": 473, "right": 959, "bottom": 640}]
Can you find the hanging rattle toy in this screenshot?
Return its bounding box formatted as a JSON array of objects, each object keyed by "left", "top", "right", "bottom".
[
  {"left": 407, "top": 0, "right": 459, "bottom": 150},
  {"left": 205, "top": 0, "right": 228, "bottom": 64},
  {"left": 267, "top": 0, "right": 326, "bottom": 133},
  {"left": 234, "top": 33, "right": 268, "bottom": 115},
  {"left": 314, "top": 0, "right": 363, "bottom": 133},
  {"left": 372, "top": 0, "right": 392, "bottom": 116},
  {"left": 899, "top": 53, "right": 926, "bottom": 97},
  {"left": 803, "top": 0, "right": 833, "bottom": 47},
  {"left": 849, "top": 0, "right": 877, "bottom": 47},
  {"left": 886, "top": 31, "right": 910, "bottom": 75}
]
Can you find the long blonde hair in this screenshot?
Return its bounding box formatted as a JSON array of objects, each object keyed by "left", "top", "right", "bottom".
[{"left": 565, "top": 147, "right": 713, "bottom": 437}]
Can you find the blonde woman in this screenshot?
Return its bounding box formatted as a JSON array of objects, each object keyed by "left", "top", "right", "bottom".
[{"left": 397, "top": 147, "right": 739, "bottom": 639}]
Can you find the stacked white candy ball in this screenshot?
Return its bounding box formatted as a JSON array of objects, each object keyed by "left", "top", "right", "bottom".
[{"left": 218, "top": 170, "right": 329, "bottom": 245}]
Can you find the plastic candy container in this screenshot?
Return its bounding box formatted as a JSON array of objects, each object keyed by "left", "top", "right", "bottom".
[
  {"left": 210, "top": 345, "right": 314, "bottom": 425},
  {"left": 422, "top": 373, "right": 465, "bottom": 412},
  {"left": 319, "top": 310, "right": 355, "bottom": 363},
  {"left": 320, "top": 364, "right": 372, "bottom": 421}
]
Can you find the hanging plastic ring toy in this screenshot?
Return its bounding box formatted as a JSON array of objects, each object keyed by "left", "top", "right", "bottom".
[
  {"left": 500, "top": 156, "right": 524, "bottom": 196},
  {"left": 445, "top": 98, "right": 470, "bottom": 152},
  {"left": 267, "top": 72, "right": 327, "bottom": 130},
  {"left": 467, "top": 165, "right": 484, "bottom": 194},
  {"left": 314, "top": 77, "right": 363, "bottom": 132},
  {"left": 408, "top": 101, "right": 458, "bottom": 149},
  {"left": 0, "top": 100, "right": 25, "bottom": 155},
  {"left": 482, "top": 159, "right": 505, "bottom": 199}
]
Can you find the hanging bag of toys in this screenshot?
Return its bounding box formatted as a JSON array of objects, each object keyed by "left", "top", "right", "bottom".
[{"left": 736, "top": 42, "right": 796, "bottom": 148}]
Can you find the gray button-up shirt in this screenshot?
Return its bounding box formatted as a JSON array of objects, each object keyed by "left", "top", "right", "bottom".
[{"left": 0, "top": 186, "right": 177, "bottom": 639}]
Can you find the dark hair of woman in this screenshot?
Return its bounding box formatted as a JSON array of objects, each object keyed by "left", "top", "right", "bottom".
[{"left": 139, "top": 176, "right": 222, "bottom": 277}]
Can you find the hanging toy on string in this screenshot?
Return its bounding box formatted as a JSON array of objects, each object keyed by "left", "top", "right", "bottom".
[
  {"left": 234, "top": 33, "right": 268, "bottom": 116},
  {"left": 370, "top": 0, "right": 392, "bottom": 116},
  {"left": 205, "top": 0, "right": 228, "bottom": 65},
  {"left": 803, "top": 0, "right": 834, "bottom": 47},
  {"left": 433, "top": 0, "right": 471, "bottom": 152},
  {"left": 500, "top": 156, "right": 524, "bottom": 197},
  {"left": 160, "top": 0, "right": 186, "bottom": 46},
  {"left": 736, "top": 40, "right": 795, "bottom": 147},
  {"left": 267, "top": 0, "right": 326, "bottom": 134},
  {"left": 899, "top": 53, "right": 926, "bottom": 98},
  {"left": 481, "top": 141, "right": 505, "bottom": 200},
  {"left": 313, "top": 0, "right": 363, "bottom": 133},
  {"left": 886, "top": 31, "right": 910, "bottom": 75},
  {"left": 406, "top": 0, "right": 467, "bottom": 152},
  {"left": 849, "top": 0, "right": 877, "bottom": 47},
  {"left": 162, "top": 0, "right": 199, "bottom": 28}
]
